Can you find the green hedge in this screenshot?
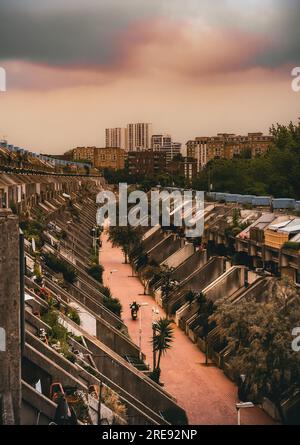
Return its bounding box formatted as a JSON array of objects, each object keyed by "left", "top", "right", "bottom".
[{"left": 43, "top": 253, "right": 77, "bottom": 284}]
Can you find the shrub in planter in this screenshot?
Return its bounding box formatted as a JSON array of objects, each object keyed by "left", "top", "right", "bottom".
[
  {"left": 103, "top": 297, "right": 122, "bottom": 317},
  {"left": 149, "top": 368, "right": 161, "bottom": 384},
  {"left": 20, "top": 219, "right": 46, "bottom": 249},
  {"left": 161, "top": 407, "right": 188, "bottom": 425},
  {"left": 43, "top": 253, "right": 77, "bottom": 284},
  {"left": 87, "top": 264, "right": 104, "bottom": 283},
  {"left": 66, "top": 306, "right": 81, "bottom": 325}
]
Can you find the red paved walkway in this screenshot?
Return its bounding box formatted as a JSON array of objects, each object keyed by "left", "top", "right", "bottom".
[{"left": 101, "top": 232, "right": 275, "bottom": 425}]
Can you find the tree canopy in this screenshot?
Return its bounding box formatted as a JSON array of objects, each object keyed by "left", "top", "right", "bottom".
[{"left": 192, "top": 120, "right": 300, "bottom": 199}]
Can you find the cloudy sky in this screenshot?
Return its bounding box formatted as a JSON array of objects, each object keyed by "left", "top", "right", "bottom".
[{"left": 0, "top": 0, "right": 299, "bottom": 153}]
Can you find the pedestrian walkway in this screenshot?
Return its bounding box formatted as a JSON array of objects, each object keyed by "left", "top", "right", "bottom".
[{"left": 101, "top": 232, "right": 275, "bottom": 425}]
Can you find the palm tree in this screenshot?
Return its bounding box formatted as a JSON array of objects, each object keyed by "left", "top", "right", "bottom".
[{"left": 152, "top": 318, "right": 174, "bottom": 374}]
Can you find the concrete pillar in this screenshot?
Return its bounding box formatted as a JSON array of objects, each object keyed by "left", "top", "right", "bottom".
[{"left": 0, "top": 208, "right": 21, "bottom": 424}]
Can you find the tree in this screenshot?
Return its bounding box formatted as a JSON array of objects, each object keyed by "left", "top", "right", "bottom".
[
  {"left": 152, "top": 318, "right": 174, "bottom": 376},
  {"left": 140, "top": 265, "right": 158, "bottom": 295},
  {"left": 109, "top": 226, "right": 142, "bottom": 264},
  {"left": 192, "top": 119, "right": 300, "bottom": 199},
  {"left": 210, "top": 281, "right": 300, "bottom": 423},
  {"left": 87, "top": 264, "right": 104, "bottom": 283},
  {"left": 159, "top": 266, "right": 178, "bottom": 305},
  {"left": 185, "top": 290, "right": 196, "bottom": 308},
  {"left": 196, "top": 293, "right": 216, "bottom": 365}
]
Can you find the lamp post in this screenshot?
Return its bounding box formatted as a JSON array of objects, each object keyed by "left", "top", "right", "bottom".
[
  {"left": 236, "top": 402, "right": 255, "bottom": 425},
  {"left": 138, "top": 302, "right": 148, "bottom": 360}
]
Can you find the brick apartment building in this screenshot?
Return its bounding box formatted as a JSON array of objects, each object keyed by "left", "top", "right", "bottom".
[
  {"left": 167, "top": 157, "right": 197, "bottom": 182},
  {"left": 72, "top": 146, "right": 125, "bottom": 170},
  {"left": 128, "top": 150, "right": 166, "bottom": 177},
  {"left": 186, "top": 132, "right": 273, "bottom": 172}
]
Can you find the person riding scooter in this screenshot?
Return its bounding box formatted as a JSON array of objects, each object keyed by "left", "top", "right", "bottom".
[{"left": 130, "top": 301, "right": 140, "bottom": 320}]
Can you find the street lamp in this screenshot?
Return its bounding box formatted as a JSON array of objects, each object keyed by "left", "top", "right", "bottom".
[
  {"left": 236, "top": 402, "right": 255, "bottom": 425},
  {"left": 138, "top": 302, "right": 148, "bottom": 360},
  {"left": 152, "top": 307, "right": 160, "bottom": 370}
]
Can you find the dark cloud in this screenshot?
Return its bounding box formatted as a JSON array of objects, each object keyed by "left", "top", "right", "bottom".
[
  {"left": 255, "top": 0, "right": 300, "bottom": 68},
  {"left": 0, "top": 0, "right": 159, "bottom": 66},
  {"left": 0, "top": 0, "right": 299, "bottom": 70}
]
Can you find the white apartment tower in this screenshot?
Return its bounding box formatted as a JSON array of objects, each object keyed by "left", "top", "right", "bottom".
[
  {"left": 151, "top": 134, "right": 181, "bottom": 164},
  {"left": 127, "top": 123, "right": 152, "bottom": 151},
  {"left": 105, "top": 128, "right": 127, "bottom": 151}
]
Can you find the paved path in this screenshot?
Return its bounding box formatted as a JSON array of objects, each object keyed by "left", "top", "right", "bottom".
[{"left": 101, "top": 232, "right": 275, "bottom": 425}]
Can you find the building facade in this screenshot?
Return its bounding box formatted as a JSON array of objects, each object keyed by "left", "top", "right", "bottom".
[
  {"left": 167, "top": 157, "right": 197, "bottom": 182},
  {"left": 93, "top": 147, "right": 125, "bottom": 170},
  {"left": 151, "top": 134, "right": 182, "bottom": 164},
  {"left": 105, "top": 128, "right": 127, "bottom": 151},
  {"left": 128, "top": 150, "right": 166, "bottom": 177},
  {"left": 73, "top": 146, "right": 95, "bottom": 163},
  {"left": 72, "top": 146, "right": 125, "bottom": 170},
  {"left": 127, "top": 123, "right": 152, "bottom": 151},
  {"left": 187, "top": 132, "right": 273, "bottom": 171}
]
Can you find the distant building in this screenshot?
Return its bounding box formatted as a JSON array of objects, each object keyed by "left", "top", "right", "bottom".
[
  {"left": 72, "top": 146, "right": 125, "bottom": 170},
  {"left": 151, "top": 134, "right": 181, "bottom": 164},
  {"left": 187, "top": 132, "right": 273, "bottom": 172},
  {"left": 93, "top": 147, "right": 125, "bottom": 170},
  {"left": 127, "top": 123, "right": 152, "bottom": 151},
  {"left": 171, "top": 142, "right": 182, "bottom": 161},
  {"left": 105, "top": 128, "right": 127, "bottom": 151},
  {"left": 167, "top": 157, "right": 197, "bottom": 182},
  {"left": 73, "top": 146, "right": 95, "bottom": 163},
  {"left": 128, "top": 150, "right": 166, "bottom": 177}
]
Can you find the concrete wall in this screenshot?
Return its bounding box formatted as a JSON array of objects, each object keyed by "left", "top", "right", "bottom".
[
  {"left": 0, "top": 209, "right": 21, "bottom": 424},
  {"left": 143, "top": 228, "right": 165, "bottom": 253},
  {"left": 203, "top": 266, "right": 245, "bottom": 304},
  {"left": 161, "top": 243, "right": 194, "bottom": 269},
  {"left": 148, "top": 235, "right": 182, "bottom": 264},
  {"left": 172, "top": 250, "right": 208, "bottom": 284}
]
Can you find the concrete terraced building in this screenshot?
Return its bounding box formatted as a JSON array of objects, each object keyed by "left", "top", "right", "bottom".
[{"left": 0, "top": 172, "right": 187, "bottom": 425}]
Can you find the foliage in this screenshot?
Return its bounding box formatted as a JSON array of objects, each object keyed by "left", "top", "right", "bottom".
[
  {"left": 210, "top": 282, "right": 300, "bottom": 420},
  {"left": 72, "top": 391, "right": 91, "bottom": 424},
  {"left": 41, "top": 307, "right": 75, "bottom": 363},
  {"left": 152, "top": 318, "right": 174, "bottom": 373},
  {"left": 99, "top": 285, "right": 122, "bottom": 316},
  {"left": 101, "top": 386, "right": 127, "bottom": 419},
  {"left": 192, "top": 120, "right": 300, "bottom": 199},
  {"left": 109, "top": 226, "right": 143, "bottom": 263},
  {"left": 161, "top": 407, "right": 188, "bottom": 425},
  {"left": 185, "top": 290, "right": 196, "bottom": 307},
  {"left": 159, "top": 266, "right": 178, "bottom": 303},
  {"left": 43, "top": 253, "right": 77, "bottom": 284},
  {"left": 103, "top": 296, "right": 122, "bottom": 317},
  {"left": 283, "top": 242, "right": 300, "bottom": 251},
  {"left": 149, "top": 368, "right": 161, "bottom": 384},
  {"left": 66, "top": 305, "right": 81, "bottom": 325},
  {"left": 87, "top": 264, "right": 104, "bottom": 283},
  {"left": 140, "top": 265, "right": 158, "bottom": 294},
  {"left": 20, "top": 219, "right": 46, "bottom": 249}
]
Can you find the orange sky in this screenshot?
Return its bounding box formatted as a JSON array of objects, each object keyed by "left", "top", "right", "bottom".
[{"left": 0, "top": 1, "right": 299, "bottom": 153}]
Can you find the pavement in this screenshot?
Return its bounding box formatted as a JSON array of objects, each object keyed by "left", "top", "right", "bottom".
[{"left": 100, "top": 231, "right": 275, "bottom": 425}]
